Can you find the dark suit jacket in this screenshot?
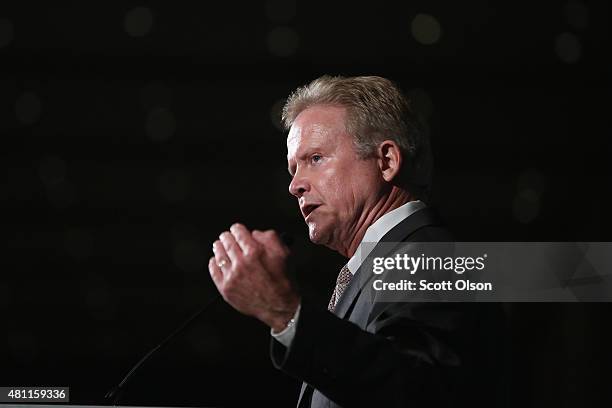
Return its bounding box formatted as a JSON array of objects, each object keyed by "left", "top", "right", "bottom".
[{"left": 271, "top": 207, "right": 508, "bottom": 408}]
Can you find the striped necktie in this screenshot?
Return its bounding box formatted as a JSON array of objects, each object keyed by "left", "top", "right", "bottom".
[{"left": 328, "top": 264, "right": 352, "bottom": 311}]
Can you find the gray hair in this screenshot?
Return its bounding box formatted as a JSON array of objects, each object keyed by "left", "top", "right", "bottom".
[{"left": 282, "top": 75, "right": 432, "bottom": 198}]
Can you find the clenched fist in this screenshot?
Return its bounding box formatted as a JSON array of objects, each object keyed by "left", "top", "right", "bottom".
[{"left": 208, "top": 223, "right": 300, "bottom": 332}]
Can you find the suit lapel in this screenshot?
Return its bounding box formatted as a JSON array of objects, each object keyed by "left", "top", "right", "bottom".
[
  {"left": 333, "top": 207, "right": 439, "bottom": 319},
  {"left": 296, "top": 382, "right": 312, "bottom": 408}
]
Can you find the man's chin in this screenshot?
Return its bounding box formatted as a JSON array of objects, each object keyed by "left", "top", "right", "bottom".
[{"left": 307, "top": 223, "right": 333, "bottom": 246}]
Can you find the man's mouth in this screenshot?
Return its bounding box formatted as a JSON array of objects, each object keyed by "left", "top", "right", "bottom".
[{"left": 301, "top": 204, "right": 321, "bottom": 219}]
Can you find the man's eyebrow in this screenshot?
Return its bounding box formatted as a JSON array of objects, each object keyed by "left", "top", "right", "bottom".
[{"left": 287, "top": 146, "right": 317, "bottom": 176}]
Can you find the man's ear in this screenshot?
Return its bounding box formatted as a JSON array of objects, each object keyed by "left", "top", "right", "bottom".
[{"left": 377, "top": 140, "right": 403, "bottom": 182}]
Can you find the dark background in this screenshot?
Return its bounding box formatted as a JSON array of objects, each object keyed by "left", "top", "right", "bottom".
[{"left": 1, "top": 1, "right": 611, "bottom": 407}]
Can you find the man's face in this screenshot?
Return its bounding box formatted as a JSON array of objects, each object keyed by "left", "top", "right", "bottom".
[{"left": 287, "top": 105, "right": 384, "bottom": 251}]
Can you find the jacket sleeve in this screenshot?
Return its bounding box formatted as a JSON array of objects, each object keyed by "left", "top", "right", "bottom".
[{"left": 270, "top": 299, "right": 499, "bottom": 408}]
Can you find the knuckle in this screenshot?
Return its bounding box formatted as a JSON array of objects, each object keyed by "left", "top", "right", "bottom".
[
  {"left": 223, "top": 278, "right": 238, "bottom": 294},
  {"left": 246, "top": 243, "right": 262, "bottom": 257},
  {"left": 231, "top": 259, "right": 244, "bottom": 272},
  {"left": 242, "top": 250, "right": 256, "bottom": 262},
  {"left": 264, "top": 230, "right": 279, "bottom": 240},
  {"left": 208, "top": 259, "right": 218, "bottom": 273}
]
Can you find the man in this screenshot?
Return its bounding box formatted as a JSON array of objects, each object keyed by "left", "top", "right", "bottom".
[{"left": 209, "top": 76, "right": 505, "bottom": 407}]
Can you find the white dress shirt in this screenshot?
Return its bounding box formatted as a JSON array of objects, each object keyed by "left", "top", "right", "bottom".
[{"left": 271, "top": 200, "right": 426, "bottom": 347}]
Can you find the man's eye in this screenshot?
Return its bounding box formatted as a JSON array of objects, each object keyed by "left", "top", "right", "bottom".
[{"left": 311, "top": 155, "right": 322, "bottom": 163}]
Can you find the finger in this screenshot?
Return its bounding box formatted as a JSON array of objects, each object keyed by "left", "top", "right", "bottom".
[
  {"left": 259, "top": 229, "right": 290, "bottom": 256},
  {"left": 253, "top": 232, "right": 289, "bottom": 259},
  {"left": 252, "top": 230, "right": 264, "bottom": 243},
  {"left": 212, "top": 240, "right": 231, "bottom": 269},
  {"left": 252, "top": 230, "right": 272, "bottom": 247},
  {"left": 230, "top": 223, "right": 259, "bottom": 256},
  {"left": 208, "top": 256, "right": 223, "bottom": 286},
  {"left": 219, "top": 231, "right": 242, "bottom": 264}
]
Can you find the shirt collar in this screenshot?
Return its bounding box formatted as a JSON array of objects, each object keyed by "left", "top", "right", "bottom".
[{"left": 346, "top": 200, "right": 426, "bottom": 274}]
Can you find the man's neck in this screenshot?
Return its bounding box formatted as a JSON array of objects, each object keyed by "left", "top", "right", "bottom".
[{"left": 339, "top": 187, "right": 412, "bottom": 258}]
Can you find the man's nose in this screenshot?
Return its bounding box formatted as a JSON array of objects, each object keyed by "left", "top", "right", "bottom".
[{"left": 288, "top": 173, "right": 309, "bottom": 198}]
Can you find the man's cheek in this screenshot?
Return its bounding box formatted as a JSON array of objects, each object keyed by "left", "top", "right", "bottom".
[{"left": 326, "top": 179, "right": 345, "bottom": 205}]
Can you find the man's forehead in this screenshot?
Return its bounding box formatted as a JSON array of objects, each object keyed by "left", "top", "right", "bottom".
[
  {"left": 287, "top": 124, "right": 334, "bottom": 160},
  {"left": 286, "top": 105, "right": 347, "bottom": 157}
]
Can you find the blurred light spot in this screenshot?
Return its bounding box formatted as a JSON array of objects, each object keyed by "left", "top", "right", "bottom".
[
  {"left": 411, "top": 14, "right": 442, "bottom": 45},
  {"left": 267, "top": 26, "right": 299, "bottom": 57},
  {"left": 38, "top": 155, "right": 66, "bottom": 188},
  {"left": 8, "top": 332, "right": 38, "bottom": 364},
  {"left": 159, "top": 168, "right": 192, "bottom": 202},
  {"left": 81, "top": 273, "right": 116, "bottom": 321},
  {"left": 15, "top": 91, "right": 42, "bottom": 125},
  {"left": 140, "top": 80, "right": 173, "bottom": 110},
  {"left": 270, "top": 98, "right": 286, "bottom": 131},
  {"left": 265, "top": 0, "right": 296, "bottom": 22},
  {"left": 173, "top": 239, "right": 206, "bottom": 273},
  {"left": 124, "top": 7, "right": 154, "bottom": 37},
  {"left": 555, "top": 32, "right": 581, "bottom": 64},
  {"left": 407, "top": 88, "right": 434, "bottom": 119},
  {"left": 65, "top": 228, "right": 94, "bottom": 260},
  {"left": 46, "top": 180, "right": 76, "bottom": 209},
  {"left": 513, "top": 188, "right": 540, "bottom": 224},
  {"left": 564, "top": 1, "right": 589, "bottom": 30},
  {"left": 0, "top": 18, "right": 14, "bottom": 48},
  {"left": 146, "top": 107, "right": 176, "bottom": 141}
]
